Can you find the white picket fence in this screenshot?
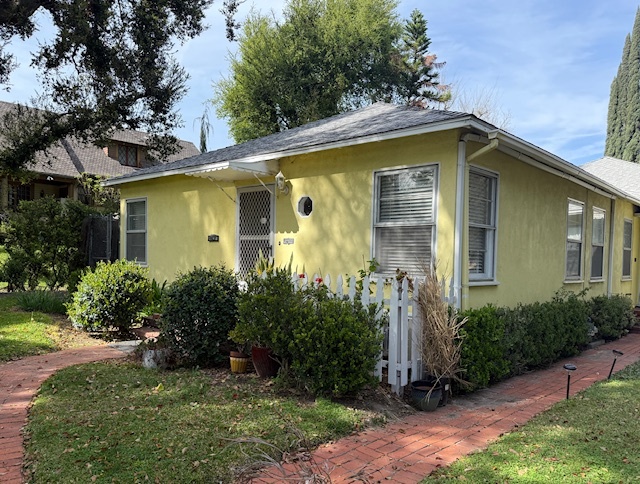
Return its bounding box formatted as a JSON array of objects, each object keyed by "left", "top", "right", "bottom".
[{"left": 292, "top": 272, "right": 457, "bottom": 395}]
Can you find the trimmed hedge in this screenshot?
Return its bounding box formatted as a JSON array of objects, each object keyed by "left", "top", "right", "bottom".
[{"left": 459, "top": 291, "right": 634, "bottom": 390}]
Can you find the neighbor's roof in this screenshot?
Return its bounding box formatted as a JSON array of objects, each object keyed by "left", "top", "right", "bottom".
[
  {"left": 0, "top": 100, "right": 199, "bottom": 179},
  {"left": 582, "top": 156, "right": 640, "bottom": 201}
]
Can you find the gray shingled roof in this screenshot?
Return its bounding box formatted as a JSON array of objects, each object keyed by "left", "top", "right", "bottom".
[
  {"left": 0, "top": 100, "right": 199, "bottom": 178},
  {"left": 582, "top": 156, "right": 640, "bottom": 200},
  {"left": 110, "top": 102, "right": 474, "bottom": 182}
]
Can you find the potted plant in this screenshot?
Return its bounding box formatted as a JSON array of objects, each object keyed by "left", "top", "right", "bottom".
[
  {"left": 411, "top": 263, "right": 467, "bottom": 410},
  {"left": 229, "top": 347, "right": 250, "bottom": 374},
  {"left": 231, "top": 261, "right": 299, "bottom": 378}
]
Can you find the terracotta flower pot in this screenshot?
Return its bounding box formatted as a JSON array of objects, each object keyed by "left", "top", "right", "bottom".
[{"left": 251, "top": 346, "right": 280, "bottom": 378}]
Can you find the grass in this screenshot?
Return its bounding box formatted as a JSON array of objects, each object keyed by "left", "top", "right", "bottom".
[
  {"left": 0, "top": 293, "right": 98, "bottom": 362},
  {"left": 24, "top": 362, "right": 385, "bottom": 482},
  {"left": 426, "top": 360, "right": 640, "bottom": 482}
]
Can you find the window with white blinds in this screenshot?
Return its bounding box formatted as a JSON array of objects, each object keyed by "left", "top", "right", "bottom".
[
  {"left": 126, "top": 199, "right": 147, "bottom": 264},
  {"left": 373, "top": 166, "right": 437, "bottom": 275},
  {"left": 591, "top": 208, "right": 605, "bottom": 280},
  {"left": 468, "top": 168, "right": 497, "bottom": 281},
  {"left": 565, "top": 200, "right": 584, "bottom": 280},
  {"left": 623, "top": 219, "right": 632, "bottom": 279}
]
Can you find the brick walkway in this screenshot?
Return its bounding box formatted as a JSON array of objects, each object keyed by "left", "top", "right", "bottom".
[
  {"left": 1, "top": 334, "right": 639, "bottom": 484},
  {"left": 255, "top": 332, "right": 640, "bottom": 483},
  {"left": 0, "top": 344, "right": 136, "bottom": 484}
]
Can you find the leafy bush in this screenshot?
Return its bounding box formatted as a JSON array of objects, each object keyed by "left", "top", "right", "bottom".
[
  {"left": 590, "top": 294, "right": 635, "bottom": 340},
  {"left": 2, "top": 198, "right": 103, "bottom": 290},
  {"left": 459, "top": 305, "right": 510, "bottom": 390},
  {"left": 16, "top": 290, "right": 68, "bottom": 314},
  {"left": 162, "top": 266, "right": 239, "bottom": 367},
  {"left": 67, "top": 259, "right": 152, "bottom": 333},
  {"left": 287, "top": 287, "right": 384, "bottom": 396},
  {"left": 0, "top": 255, "right": 28, "bottom": 292},
  {"left": 233, "top": 268, "right": 302, "bottom": 358}
]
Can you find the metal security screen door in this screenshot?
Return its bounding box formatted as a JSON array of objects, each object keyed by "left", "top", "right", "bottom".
[{"left": 237, "top": 186, "right": 275, "bottom": 275}]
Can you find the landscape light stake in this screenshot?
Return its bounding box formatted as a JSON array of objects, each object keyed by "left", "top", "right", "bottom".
[
  {"left": 563, "top": 363, "right": 577, "bottom": 400},
  {"left": 608, "top": 350, "right": 624, "bottom": 379}
]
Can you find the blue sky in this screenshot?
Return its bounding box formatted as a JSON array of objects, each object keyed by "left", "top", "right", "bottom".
[{"left": 2, "top": 1, "right": 638, "bottom": 166}]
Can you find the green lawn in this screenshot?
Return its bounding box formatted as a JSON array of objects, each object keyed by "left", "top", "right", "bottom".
[
  {"left": 24, "top": 362, "right": 385, "bottom": 483},
  {"left": 426, "top": 361, "right": 640, "bottom": 482},
  {"left": 0, "top": 293, "right": 98, "bottom": 362}
]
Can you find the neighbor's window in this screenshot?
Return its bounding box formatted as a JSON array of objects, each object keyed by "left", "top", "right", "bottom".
[
  {"left": 373, "top": 165, "right": 437, "bottom": 275},
  {"left": 468, "top": 168, "right": 498, "bottom": 281},
  {"left": 118, "top": 144, "right": 138, "bottom": 167},
  {"left": 591, "top": 208, "right": 605, "bottom": 280},
  {"left": 126, "top": 199, "right": 147, "bottom": 264},
  {"left": 623, "top": 219, "right": 632, "bottom": 279},
  {"left": 566, "top": 200, "right": 584, "bottom": 280}
]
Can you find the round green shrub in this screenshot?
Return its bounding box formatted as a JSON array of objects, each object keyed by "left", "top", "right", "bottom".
[
  {"left": 590, "top": 294, "right": 635, "bottom": 340},
  {"left": 66, "top": 259, "right": 152, "bottom": 332},
  {"left": 161, "top": 265, "right": 239, "bottom": 367},
  {"left": 287, "top": 287, "right": 384, "bottom": 396}
]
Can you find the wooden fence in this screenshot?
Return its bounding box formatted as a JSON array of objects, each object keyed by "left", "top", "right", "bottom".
[{"left": 292, "top": 272, "right": 457, "bottom": 395}]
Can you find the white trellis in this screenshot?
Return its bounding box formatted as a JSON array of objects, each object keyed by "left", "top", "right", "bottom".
[{"left": 291, "top": 272, "right": 458, "bottom": 395}]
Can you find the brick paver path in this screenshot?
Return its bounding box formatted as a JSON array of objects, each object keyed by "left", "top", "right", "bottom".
[
  {"left": 255, "top": 332, "right": 640, "bottom": 483},
  {"left": 2, "top": 334, "right": 639, "bottom": 484},
  {"left": 0, "top": 344, "right": 135, "bottom": 483}
]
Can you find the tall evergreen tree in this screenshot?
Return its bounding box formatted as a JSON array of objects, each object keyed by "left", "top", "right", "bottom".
[
  {"left": 397, "top": 9, "right": 448, "bottom": 107},
  {"left": 606, "top": 9, "right": 640, "bottom": 162}
]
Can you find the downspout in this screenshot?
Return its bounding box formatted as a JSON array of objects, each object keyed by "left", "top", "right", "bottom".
[
  {"left": 453, "top": 140, "right": 466, "bottom": 310},
  {"left": 454, "top": 132, "right": 499, "bottom": 310},
  {"left": 607, "top": 198, "right": 615, "bottom": 297}
]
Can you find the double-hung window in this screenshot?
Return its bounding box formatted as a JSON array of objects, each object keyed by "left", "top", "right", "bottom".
[
  {"left": 468, "top": 168, "right": 498, "bottom": 281},
  {"left": 373, "top": 165, "right": 437, "bottom": 275},
  {"left": 565, "top": 200, "right": 584, "bottom": 280},
  {"left": 591, "top": 208, "right": 605, "bottom": 280},
  {"left": 623, "top": 219, "right": 632, "bottom": 279},
  {"left": 126, "top": 199, "right": 147, "bottom": 264}
]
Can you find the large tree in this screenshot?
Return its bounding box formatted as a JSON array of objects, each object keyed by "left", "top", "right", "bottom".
[
  {"left": 605, "top": 8, "right": 640, "bottom": 162},
  {"left": 0, "top": 0, "right": 241, "bottom": 174},
  {"left": 214, "top": 0, "right": 446, "bottom": 144}
]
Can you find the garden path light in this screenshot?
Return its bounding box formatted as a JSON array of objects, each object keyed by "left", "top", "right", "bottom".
[{"left": 563, "top": 363, "right": 576, "bottom": 400}]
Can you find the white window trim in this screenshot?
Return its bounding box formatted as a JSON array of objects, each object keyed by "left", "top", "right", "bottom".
[
  {"left": 125, "top": 197, "right": 147, "bottom": 266},
  {"left": 371, "top": 163, "right": 439, "bottom": 277},
  {"left": 622, "top": 218, "right": 633, "bottom": 280},
  {"left": 468, "top": 166, "right": 499, "bottom": 284},
  {"left": 564, "top": 198, "right": 584, "bottom": 283},
  {"left": 590, "top": 207, "right": 606, "bottom": 282}
]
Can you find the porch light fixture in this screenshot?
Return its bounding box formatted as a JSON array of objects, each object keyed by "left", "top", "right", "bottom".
[{"left": 275, "top": 171, "right": 289, "bottom": 195}]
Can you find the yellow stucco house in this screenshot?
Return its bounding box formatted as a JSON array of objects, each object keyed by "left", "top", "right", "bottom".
[{"left": 104, "top": 103, "right": 640, "bottom": 311}]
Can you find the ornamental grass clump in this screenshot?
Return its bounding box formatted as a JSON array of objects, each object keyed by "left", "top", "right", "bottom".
[{"left": 417, "top": 265, "right": 466, "bottom": 386}]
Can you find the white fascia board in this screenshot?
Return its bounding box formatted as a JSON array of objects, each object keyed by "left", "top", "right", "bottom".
[{"left": 103, "top": 116, "right": 478, "bottom": 187}]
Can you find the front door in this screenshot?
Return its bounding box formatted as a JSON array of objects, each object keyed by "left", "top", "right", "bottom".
[{"left": 237, "top": 186, "right": 275, "bottom": 276}]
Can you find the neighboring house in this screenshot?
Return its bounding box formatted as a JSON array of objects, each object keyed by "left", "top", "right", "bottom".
[
  {"left": 0, "top": 100, "right": 200, "bottom": 210},
  {"left": 104, "top": 102, "right": 640, "bottom": 311}
]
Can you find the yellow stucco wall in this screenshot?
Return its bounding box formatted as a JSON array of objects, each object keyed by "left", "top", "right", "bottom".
[
  {"left": 119, "top": 130, "right": 460, "bottom": 283},
  {"left": 118, "top": 131, "right": 640, "bottom": 310},
  {"left": 119, "top": 175, "right": 238, "bottom": 282},
  {"left": 465, "top": 144, "right": 638, "bottom": 309}
]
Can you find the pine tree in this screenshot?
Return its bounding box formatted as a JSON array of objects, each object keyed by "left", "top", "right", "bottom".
[
  {"left": 397, "top": 9, "right": 448, "bottom": 107},
  {"left": 606, "top": 9, "right": 640, "bottom": 161}
]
